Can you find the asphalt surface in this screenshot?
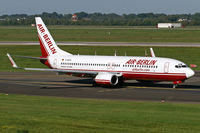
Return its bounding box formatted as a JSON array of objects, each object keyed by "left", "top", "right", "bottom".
[
  {"left": 0, "top": 72, "right": 200, "bottom": 102},
  {"left": 1, "top": 42, "right": 200, "bottom": 47}
]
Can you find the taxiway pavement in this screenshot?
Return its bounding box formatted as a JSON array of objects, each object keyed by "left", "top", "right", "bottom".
[
  {"left": 1, "top": 42, "right": 200, "bottom": 47},
  {"left": 0, "top": 72, "right": 200, "bottom": 102}
]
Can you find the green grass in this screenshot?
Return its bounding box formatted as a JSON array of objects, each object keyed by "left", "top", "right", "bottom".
[
  {"left": 1, "top": 26, "right": 200, "bottom": 42},
  {"left": 0, "top": 94, "right": 200, "bottom": 133},
  {"left": 0, "top": 45, "right": 200, "bottom": 71}
]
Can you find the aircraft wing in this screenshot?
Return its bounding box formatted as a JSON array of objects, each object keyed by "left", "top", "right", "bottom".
[
  {"left": 10, "top": 55, "right": 47, "bottom": 60},
  {"left": 7, "top": 53, "right": 98, "bottom": 75},
  {"left": 22, "top": 67, "right": 98, "bottom": 75}
]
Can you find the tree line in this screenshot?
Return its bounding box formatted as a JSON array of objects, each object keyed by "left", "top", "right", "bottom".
[{"left": 1, "top": 12, "right": 200, "bottom": 26}]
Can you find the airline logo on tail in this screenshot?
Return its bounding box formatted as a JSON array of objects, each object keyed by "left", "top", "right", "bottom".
[{"left": 37, "top": 24, "right": 57, "bottom": 54}]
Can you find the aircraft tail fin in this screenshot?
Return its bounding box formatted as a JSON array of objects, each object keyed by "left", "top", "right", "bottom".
[{"left": 35, "top": 17, "right": 72, "bottom": 57}]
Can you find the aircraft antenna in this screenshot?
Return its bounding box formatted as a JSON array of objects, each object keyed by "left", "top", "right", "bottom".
[
  {"left": 145, "top": 49, "right": 148, "bottom": 57},
  {"left": 95, "top": 50, "right": 96, "bottom": 56},
  {"left": 114, "top": 50, "right": 117, "bottom": 56}
]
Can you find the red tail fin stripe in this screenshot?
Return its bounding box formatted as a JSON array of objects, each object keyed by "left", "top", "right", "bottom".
[{"left": 38, "top": 34, "right": 49, "bottom": 57}]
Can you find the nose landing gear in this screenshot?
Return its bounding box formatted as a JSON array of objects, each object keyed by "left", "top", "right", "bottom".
[{"left": 173, "top": 81, "right": 183, "bottom": 88}]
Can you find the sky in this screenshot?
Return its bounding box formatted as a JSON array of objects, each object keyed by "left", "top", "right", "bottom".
[{"left": 0, "top": 0, "right": 200, "bottom": 15}]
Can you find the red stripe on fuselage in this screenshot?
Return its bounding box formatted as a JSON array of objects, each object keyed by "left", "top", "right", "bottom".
[
  {"left": 59, "top": 68, "right": 187, "bottom": 81},
  {"left": 123, "top": 73, "right": 186, "bottom": 81}
]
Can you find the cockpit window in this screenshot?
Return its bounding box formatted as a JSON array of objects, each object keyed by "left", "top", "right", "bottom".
[
  {"left": 175, "top": 64, "right": 188, "bottom": 68},
  {"left": 181, "top": 65, "right": 187, "bottom": 68}
]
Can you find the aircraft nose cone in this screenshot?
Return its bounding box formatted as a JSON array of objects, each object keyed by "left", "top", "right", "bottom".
[{"left": 186, "top": 68, "right": 195, "bottom": 78}]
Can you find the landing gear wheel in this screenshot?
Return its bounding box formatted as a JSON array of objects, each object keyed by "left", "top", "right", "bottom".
[
  {"left": 92, "top": 81, "right": 98, "bottom": 87},
  {"left": 173, "top": 84, "right": 178, "bottom": 88},
  {"left": 115, "top": 77, "right": 124, "bottom": 88},
  {"left": 173, "top": 81, "right": 182, "bottom": 88}
]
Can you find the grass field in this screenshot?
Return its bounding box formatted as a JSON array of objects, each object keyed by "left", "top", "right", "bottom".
[
  {"left": 0, "top": 45, "right": 199, "bottom": 71},
  {"left": 0, "top": 94, "right": 199, "bottom": 133},
  {"left": 1, "top": 26, "right": 200, "bottom": 42}
]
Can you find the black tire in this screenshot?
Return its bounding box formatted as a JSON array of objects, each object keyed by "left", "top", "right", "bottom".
[
  {"left": 115, "top": 76, "right": 124, "bottom": 88},
  {"left": 92, "top": 81, "right": 98, "bottom": 87}
]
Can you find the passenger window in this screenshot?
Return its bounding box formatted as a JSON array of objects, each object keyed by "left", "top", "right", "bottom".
[{"left": 182, "top": 65, "right": 187, "bottom": 68}]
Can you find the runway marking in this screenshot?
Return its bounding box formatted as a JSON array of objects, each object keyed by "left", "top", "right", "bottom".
[
  {"left": 10, "top": 82, "right": 68, "bottom": 88},
  {"left": 127, "top": 86, "right": 148, "bottom": 89},
  {"left": 97, "top": 88, "right": 124, "bottom": 93},
  {"left": 25, "top": 81, "right": 91, "bottom": 86},
  {"left": 127, "top": 86, "right": 200, "bottom": 92},
  {"left": 0, "top": 79, "right": 91, "bottom": 87},
  {"left": 98, "top": 90, "right": 106, "bottom": 93}
]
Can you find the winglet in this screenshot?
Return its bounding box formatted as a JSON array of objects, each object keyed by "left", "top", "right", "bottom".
[
  {"left": 150, "top": 48, "right": 156, "bottom": 57},
  {"left": 7, "top": 53, "right": 18, "bottom": 68}
]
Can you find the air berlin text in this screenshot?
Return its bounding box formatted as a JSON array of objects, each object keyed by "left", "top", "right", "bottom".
[
  {"left": 126, "top": 59, "right": 157, "bottom": 65},
  {"left": 43, "top": 34, "right": 57, "bottom": 54},
  {"left": 37, "top": 24, "right": 45, "bottom": 33},
  {"left": 37, "top": 24, "right": 57, "bottom": 54}
]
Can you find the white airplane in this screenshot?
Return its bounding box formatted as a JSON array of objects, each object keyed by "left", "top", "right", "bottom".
[{"left": 7, "top": 17, "right": 195, "bottom": 88}]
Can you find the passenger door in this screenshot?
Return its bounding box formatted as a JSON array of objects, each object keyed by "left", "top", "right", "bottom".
[
  {"left": 164, "top": 62, "right": 170, "bottom": 73},
  {"left": 53, "top": 59, "right": 57, "bottom": 68}
]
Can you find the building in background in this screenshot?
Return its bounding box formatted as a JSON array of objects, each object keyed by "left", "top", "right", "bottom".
[
  {"left": 157, "top": 23, "right": 182, "bottom": 28},
  {"left": 72, "top": 14, "right": 78, "bottom": 22}
]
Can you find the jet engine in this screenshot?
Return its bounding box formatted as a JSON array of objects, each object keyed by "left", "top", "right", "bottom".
[{"left": 95, "top": 72, "right": 119, "bottom": 86}]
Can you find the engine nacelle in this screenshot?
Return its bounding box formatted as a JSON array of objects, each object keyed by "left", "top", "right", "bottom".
[{"left": 95, "top": 73, "right": 118, "bottom": 85}]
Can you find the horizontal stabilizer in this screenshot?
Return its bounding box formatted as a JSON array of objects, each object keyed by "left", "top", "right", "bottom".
[{"left": 7, "top": 53, "right": 18, "bottom": 68}]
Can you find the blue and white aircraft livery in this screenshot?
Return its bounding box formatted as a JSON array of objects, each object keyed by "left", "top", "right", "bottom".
[{"left": 7, "top": 17, "right": 195, "bottom": 88}]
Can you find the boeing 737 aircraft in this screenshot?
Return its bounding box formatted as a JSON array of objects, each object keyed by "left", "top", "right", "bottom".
[{"left": 7, "top": 17, "right": 195, "bottom": 88}]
